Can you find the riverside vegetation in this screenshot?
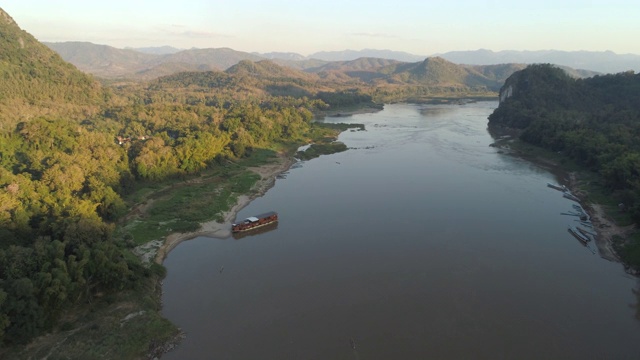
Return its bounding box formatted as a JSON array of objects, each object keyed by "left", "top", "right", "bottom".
[
  {"left": 1, "top": 5, "right": 638, "bottom": 358},
  {"left": 489, "top": 64, "right": 640, "bottom": 269}
]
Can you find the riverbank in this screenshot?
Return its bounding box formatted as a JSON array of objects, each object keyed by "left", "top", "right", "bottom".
[
  {"left": 152, "top": 154, "right": 296, "bottom": 264},
  {"left": 490, "top": 132, "right": 636, "bottom": 268},
  {"left": 564, "top": 173, "right": 629, "bottom": 262}
]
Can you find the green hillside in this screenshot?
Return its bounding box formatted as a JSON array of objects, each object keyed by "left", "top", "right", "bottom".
[
  {"left": 0, "top": 10, "right": 104, "bottom": 126},
  {"left": 489, "top": 64, "right": 640, "bottom": 266}
]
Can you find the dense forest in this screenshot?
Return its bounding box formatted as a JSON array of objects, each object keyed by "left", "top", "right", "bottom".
[
  {"left": 0, "top": 8, "right": 360, "bottom": 351},
  {"left": 489, "top": 64, "right": 640, "bottom": 262}
]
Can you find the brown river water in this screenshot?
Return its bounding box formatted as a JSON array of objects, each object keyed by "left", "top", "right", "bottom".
[{"left": 161, "top": 102, "right": 640, "bottom": 359}]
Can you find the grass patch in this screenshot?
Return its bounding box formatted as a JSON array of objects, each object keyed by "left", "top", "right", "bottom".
[
  {"left": 126, "top": 186, "right": 161, "bottom": 206},
  {"left": 120, "top": 150, "right": 276, "bottom": 245},
  {"left": 237, "top": 147, "right": 279, "bottom": 167},
  {"left": 123, "top": 170, "right": 260, "bottom": 245}
]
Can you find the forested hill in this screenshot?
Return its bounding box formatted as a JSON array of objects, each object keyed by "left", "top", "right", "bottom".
[
  {"left": 0, "top": 7, "right": 323, "bottom": 350},
  {"left": 0, "top": 9, "right": 104, "bottom": 127},
  {"left": 488, "top": 64, "right": 640, "bottom": 223}
]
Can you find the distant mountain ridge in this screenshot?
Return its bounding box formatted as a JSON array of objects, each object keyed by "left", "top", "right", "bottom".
[
  {"left": 437, "top": 49, "right": 640, "bottom": 74},
  {"left": 45, "top": 42, "right": 265, "bottom": 79},
  {"left": 308, "top": 49, "right": 426, "bottom": 63},
  {"left": 256, "top": 52, "right": 306, "bottom": 61},
  {"left": 128, "top": 45, "right": 183, "bottom": 55},
  {"left": 263, "top": 48, "right": 640, "bottom": 74},
  {"left": 43, "top": 41, "right": 157, "bottom": 77}
]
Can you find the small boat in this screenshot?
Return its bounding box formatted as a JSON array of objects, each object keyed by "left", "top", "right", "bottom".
[
  {"left": 547, "top": 183, "right": 568, "bottom": 192},
  {"left": 561, "top": 211, "right": 583, "bottom": 217},
  {"left": 577, "top": 226, "right": 596, "bottom": 237},
  {"left": 232, "top": 221, "right": 278, "bottom": 240},
  {"left": 232, "top": 211, "right": 278, "bottom": 233},
  {"left": 563, "top": 193, "right": 580, "bottom": 202},
  {"left": 568, "top": 226, "right": 590, "bottom": 244},
  {"left": 576, "top": 220, "right": 593, "bottom": 228}
]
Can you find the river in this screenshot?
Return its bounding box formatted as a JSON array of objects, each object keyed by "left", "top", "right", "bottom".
[{"left": 161, "top": 102, "right": 640, "bottom": 359}]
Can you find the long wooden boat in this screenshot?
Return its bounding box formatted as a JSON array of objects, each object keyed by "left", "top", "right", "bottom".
[
  {"left": 547, "top": 182, "right": 568, "bottom": 192},
  {"left": 568, "top": 226, "right": 590, "bottom": 244},
  {"left": 232, "top": 211, "right": 278, "bottom": 233},
  {"left": 563, "top": 193, "right": 581, "bottom": 202},
  {"left": 232, "top": 222, "right": 278, "bottom": 240},
  {"left": 577, "top": 226, "right": 596, "bottom": 237}
]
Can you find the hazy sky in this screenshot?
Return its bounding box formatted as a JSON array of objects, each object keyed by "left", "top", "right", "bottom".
[{"left": 3, "top": 0, "right": 640, "bottom": 55}]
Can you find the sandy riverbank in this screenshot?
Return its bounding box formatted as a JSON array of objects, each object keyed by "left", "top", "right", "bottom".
[{"left": 152, "top": 155, "right": 296, "bottom": 264}]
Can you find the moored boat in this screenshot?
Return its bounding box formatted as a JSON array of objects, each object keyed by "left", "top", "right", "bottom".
[
  {"left": 232, "top": 211, "right": 278, "bottom": 233},
  {"left": 568, "top": 226, "right": 590, "bottom": 244},
  {"left": 563, "top": 192, "right": 581, "bottom": 202},
  {"left": 547, "top": 182, "right": 568, "bottom": 192}
]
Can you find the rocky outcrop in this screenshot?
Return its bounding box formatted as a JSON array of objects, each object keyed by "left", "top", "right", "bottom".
[{"left": 499, "top": 84, "right": 513, "bottom": 103}]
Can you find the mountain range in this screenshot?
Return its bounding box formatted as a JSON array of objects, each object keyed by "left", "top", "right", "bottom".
[
  {"left": 0, "top": 8, "right": 551, "bottom": 111},
  {"left": 119, "top": 46, "right": 640, "bottom": 74},
  {"left": 43, "top": 42, "right": 605, "bottom": 84}
]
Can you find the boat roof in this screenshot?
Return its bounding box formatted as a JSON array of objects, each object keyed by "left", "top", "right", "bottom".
[{"left": 243, "top": 211, "right": 277, "bottom": 222}]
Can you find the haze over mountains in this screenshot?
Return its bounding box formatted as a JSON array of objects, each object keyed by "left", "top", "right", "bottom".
[
  {"left": 44, "top": 41, "right": 613, "bottom": 83},
  {"left": 126, "top": 46, "right": 640, "bottom": 74},
  {"left": 438, "top": 49, "right": 640, "bottom": 75}
]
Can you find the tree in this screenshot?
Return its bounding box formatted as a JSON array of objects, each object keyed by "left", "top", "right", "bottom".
[{"left": 133, "top": 137, "right": 180, "bottom": 180}]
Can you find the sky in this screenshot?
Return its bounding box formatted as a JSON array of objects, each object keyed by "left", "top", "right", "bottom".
[{"left": 3, "top": 0, "right": 640, "bottom": 56}]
